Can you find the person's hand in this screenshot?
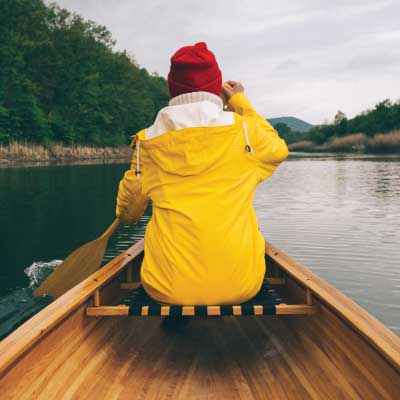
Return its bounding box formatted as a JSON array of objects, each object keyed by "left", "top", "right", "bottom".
[{"left": 221, "top": 80, "right": 244, "bottom": 105}]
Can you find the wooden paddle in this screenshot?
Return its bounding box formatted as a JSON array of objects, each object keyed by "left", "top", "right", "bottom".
[{"left": 33, "top": 219, "right": 121, "bottom": 298}]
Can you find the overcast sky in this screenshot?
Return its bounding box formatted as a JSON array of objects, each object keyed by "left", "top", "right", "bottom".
[{"left": 50, "top": 0, "right": 400, "bottom": 124}]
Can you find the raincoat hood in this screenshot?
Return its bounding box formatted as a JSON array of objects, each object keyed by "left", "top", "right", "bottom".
[
  {"left": 137, "top": 116, "right": 239, "bottom": 177},
  {"left": 137, "top": 91, "right": 237, "bottom": 176}
]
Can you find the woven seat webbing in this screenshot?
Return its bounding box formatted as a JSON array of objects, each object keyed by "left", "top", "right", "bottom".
[{"left": 121, "top": 280, "right": 284, "bottom": 317}]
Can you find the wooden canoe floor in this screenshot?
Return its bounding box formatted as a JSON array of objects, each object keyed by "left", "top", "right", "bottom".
[{"left": 2, "top": 313, "right": 399, "bottom": 399}]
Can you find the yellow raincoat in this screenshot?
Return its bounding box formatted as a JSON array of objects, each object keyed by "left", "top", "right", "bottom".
[{"left": 116, "top": 92, "right": 288, "bottom": 305}]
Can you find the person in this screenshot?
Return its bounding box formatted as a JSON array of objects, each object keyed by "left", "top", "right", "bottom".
[{"left": 116, "top": 42, "right": 288, "bottom": 306}]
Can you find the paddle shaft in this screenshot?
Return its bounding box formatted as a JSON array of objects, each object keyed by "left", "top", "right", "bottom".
[
  {"left": 33, "top": 219, "right": 121, "bottom": 298},
  {"left": 100, "top": 218, "right": 121, "bottom": 239}
]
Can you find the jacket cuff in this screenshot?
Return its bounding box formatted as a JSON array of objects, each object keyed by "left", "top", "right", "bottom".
[{"left": 227, "top": 92, "right": 255, "bottom": 115}]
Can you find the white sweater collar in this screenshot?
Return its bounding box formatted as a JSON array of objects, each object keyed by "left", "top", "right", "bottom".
[
  {"left": 145, "top": 91, "right": 233, "bottom": 140},
  {"left": 169, "top": 91, "right": 223, "bottom": 110}
]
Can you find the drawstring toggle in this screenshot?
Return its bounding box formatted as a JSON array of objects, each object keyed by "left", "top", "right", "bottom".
[
  {"left": 135, "top": 139, "right": 141, "bottom": 178},
  {"left": 242, "top": 120, "right": 253, "bottom": 153}
]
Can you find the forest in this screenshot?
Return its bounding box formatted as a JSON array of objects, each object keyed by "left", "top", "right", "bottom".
[
  {"left": 1, "top": 0, "right": 398, "bottom": 153},
  {"left": 277, "top": 100, "right": 400, "bottom": 152},
  {"left": 0, "top": 0, "right": 169, "bottom": 147},
  {"left": 309, "top": 100, "right": 400, "bottom": 144}
]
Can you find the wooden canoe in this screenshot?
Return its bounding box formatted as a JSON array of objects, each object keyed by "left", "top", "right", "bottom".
[{"left": 0, "top": 239, "right": 399, "bottom": 399}]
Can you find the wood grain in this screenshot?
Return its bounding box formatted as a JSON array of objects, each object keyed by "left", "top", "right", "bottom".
[
  {"left": 2, "top": 314, "right": 399, "bottom": 399},
  {"left": 0, "top": 240, "right": 144, "bottom": 376},
  {"left": 1, "top": 239, "right": 399, "bottom": 399},
  {"left": 86, "top": 304, "right": 317, "bottom": 317},
  {"left": 266, "top": 240, "right": 400, "bottom": 371}
]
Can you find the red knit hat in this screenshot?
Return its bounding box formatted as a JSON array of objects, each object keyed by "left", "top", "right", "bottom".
[{"left": 168, "top": 42, "right": 222, "bottom": 98}]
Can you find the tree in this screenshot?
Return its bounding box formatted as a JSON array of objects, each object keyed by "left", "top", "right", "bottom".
[
  {"left": 0, "top": 0, "right": 169, "bottom": 146},
  {"left": 306, "top": 99, "right": 400, "bottom": 145},
  {"left": 333, "top": 111, "right": 348, "bottom": 136},
  {"left": 274, "top": 122, "right": 291, "bottom": 137}
]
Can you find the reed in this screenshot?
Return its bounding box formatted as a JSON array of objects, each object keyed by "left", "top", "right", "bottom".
[
  {"left": 326, "top": 133, "right": 367, "bottom": 152},
  {"left": 0, "top": 141, "right": 131, "bottom": 163},
  {"left": 0, "top": 141, "right": 50, "bottom": 161},
  {"left": 288, "top": 140, "right": 318, "bottom": 151},
  {"left": 366, "top": 130, "right": 400, "bottom": 152},
  {"left": 48, "top": 143, "right": 131, "bottom": 160},
  {"left": 289, "top": 131, "right": 400, "bottom": 153}
]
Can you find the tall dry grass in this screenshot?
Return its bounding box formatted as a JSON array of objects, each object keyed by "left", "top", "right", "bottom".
[
  {"left": 366, "top": 130, "right": 400, "bottom": 152},
  {"left": 288, "top": 140, "right": 318, "bottom": 151},
  {"left": 289, "top": 130, "right": 400, "bottom": 153},
  {"left": 49, "top": 143, "right": 131, "bottom": 160},
  {"left": 0, "top": 141, "right": 50, "bottom": 161},
  {"left": 0, "top": 141, "right": 131, "bottom": 163},
  {"left": 326, "top": 133, "right": 367, "bottom": 151}
]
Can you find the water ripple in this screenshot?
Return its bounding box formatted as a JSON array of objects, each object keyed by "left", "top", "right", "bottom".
[{"left": 256, "top": 155, "right": 400, "bottom": 334}]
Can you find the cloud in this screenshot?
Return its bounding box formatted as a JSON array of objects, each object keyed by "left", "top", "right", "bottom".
[
  {"left": 346, "top": 51, "right": 400, "bottom": 72},
  {"left": 274, "top": 59, "right": 300, "bottom": 71},
  {"left": 47, "top": 0, "right": 400, "bottom": 124}
]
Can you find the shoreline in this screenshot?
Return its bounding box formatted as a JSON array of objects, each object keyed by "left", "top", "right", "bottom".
[
  {"left": 0, "top": 157, "right": 131, "bottom": 169},
  {"left": 287, "top": 147, "right": 400, "bottom": 155},
  {"left": 0, "top": 142, "right": 131, "bottom": 168},
  {"left": 2, "top": 140, "right": 400, "bottom": 169},
  {"left": 287, "top": 131, "right": 400, "bottom": 154}
]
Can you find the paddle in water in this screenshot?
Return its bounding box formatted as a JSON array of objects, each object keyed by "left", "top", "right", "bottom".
[{"left": 33, "top": 219, "right": 120, "bottom": 298}]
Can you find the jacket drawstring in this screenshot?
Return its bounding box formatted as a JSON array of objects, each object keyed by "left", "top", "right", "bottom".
[
  {"left": 242, "top": 120, "right": 253, "bottom": 153},
  {"left": 135, "top": 121, "right": 249, "bottom": 176},
  {"left": 135, "top": 139, "right": 141, "bottom": 177}
]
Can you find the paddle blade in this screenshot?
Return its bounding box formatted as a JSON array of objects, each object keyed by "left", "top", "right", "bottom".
[{"left": 32, "top": 237, "right": 108, "bottom": 298}]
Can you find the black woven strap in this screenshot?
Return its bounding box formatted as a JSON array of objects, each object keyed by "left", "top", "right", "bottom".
[{"left": 122, "top": 280, "right": 283, "bottom": 317}]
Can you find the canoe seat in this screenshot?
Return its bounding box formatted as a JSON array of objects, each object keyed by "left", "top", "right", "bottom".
[{"left": 86, "top": 277, "right": 317, "bottom": 317}]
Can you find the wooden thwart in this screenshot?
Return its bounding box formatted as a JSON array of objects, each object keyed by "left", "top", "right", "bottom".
[
  {"left": 126, "top": 264, "right": 133, "bottom": 283},
  {"left": 86, "top": 303, "right": 316, "bottom": 317},
  {"left": 266, "top": 277, "right": 286, "bottom": 285},
  {"left": 306, "top": 288, "right": 313, "bottom": 305},
  {"left": 88, "top": 276, "right": 311, "bottom": 317},
  {"left": 120, "top": 282, "right": 142, "bottom": 290},
  {"left": 93, "top": 290, "right": 100, "bottom": 307},
  {"left": 87, "top": 306, "right": 128, "bottom": 316}
]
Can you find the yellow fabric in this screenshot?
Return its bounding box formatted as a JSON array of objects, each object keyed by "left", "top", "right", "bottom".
[
  {"left": 116, "top": 92, "right": 288, "bottom": 305},
  {"left": 115, "top": 155, "right": 149, "bottom": 224}
]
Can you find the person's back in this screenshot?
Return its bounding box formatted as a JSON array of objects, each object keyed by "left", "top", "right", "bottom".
[{"left": 116, "top": 42, "right": 288, "bottom": 305}]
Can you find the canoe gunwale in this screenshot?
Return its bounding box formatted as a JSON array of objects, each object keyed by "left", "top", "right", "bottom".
[
  {"left": 0, "top": 240, "right": 144, "bottom": 376},
  {"left": 0, "top": 238, "right": 399, "bottom": 377},
  {"left": 265, "top": 241, "right": 400, "bottom": 371}
]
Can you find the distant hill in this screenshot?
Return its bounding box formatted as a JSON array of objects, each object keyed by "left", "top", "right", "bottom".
[{"left": 268, "top": 117, "right": 313, "bottom": 133}]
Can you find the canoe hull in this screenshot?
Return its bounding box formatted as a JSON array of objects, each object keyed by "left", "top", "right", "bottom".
[{"left": 1, "top": 240, "right": 399, "bottom": 399}]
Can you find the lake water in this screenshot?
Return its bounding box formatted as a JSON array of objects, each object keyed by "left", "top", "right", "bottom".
[{"left": 0, "top": 153, "right": 399, "bottom": 338}]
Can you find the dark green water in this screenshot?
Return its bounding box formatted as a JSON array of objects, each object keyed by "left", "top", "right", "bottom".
[
  {"left": 1, "top": 163, "right": 128, "bottom": 296},
  {"left": 0, "top": 154, "right": 399, "bottom": 338},
  {"left": 0, "top": 162, "right": 148, "bottom": 338}
]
